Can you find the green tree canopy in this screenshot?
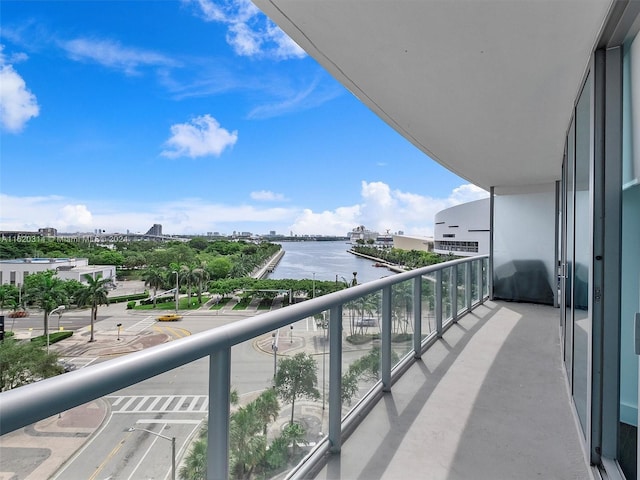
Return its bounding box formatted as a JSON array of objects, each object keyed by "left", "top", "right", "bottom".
[
  {"left": 0, "top": 337, "right": 63, "bottom": 391},
  {"left": 274, "top": 352, "right": 320, "bottom": 425},
  {"left": 24, "top": 271, "right": 68, "bottom": 337}
]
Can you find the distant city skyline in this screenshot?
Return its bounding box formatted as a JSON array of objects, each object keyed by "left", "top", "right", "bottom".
[{"left": 0, "top": 1, "right": 488, "bottom": 237}]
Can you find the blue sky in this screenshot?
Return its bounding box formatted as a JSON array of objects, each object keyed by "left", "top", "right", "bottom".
[{"left": 0, "top": 0, "right": 487, "bottom": 237}]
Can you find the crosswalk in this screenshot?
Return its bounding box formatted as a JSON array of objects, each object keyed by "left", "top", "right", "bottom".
[
  {"left": 58, "top": 356, "right": 98, "bottom": 370},
  {"left": 107, "top": 395, "right": 209, "bottom": 414},
  {"left": 125, "top": 316, "right": 156, "bottom": 333}
]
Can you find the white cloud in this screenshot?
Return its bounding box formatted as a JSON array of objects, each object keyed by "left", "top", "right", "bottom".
[
  {"left": 185, "top": 0, "right": 305, "bottom": 60},
  {"left": 250, "top": 190, "right": 287, "bottom": 202},
  {"left": 247, "top": 76, "right": 342, "bottom": 119},
  {"left": 0, "top": 183, "right": 488, "bottom": 237},
  {"left": 449, "top": 183, "right": 489, "bottom": 204},
  {"left": 57, "top": 204, "right": 93, "bottom": 230},
  {"left": 62, "top": 38, "right": 176, "bottom": 75},
  {"left": 288, "top": 182, "right": 489, "bottom": 236},
  {"left": 0, "top": 194, "right": 298, "bottom": 235},
  {"left": 161, "top": 114, "right": 238, "bottom": 158},
  {"left": 0, "top": 45, "right": 39, "bottom": 133}
]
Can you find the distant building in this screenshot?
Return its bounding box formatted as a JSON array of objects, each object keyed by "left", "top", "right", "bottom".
[
  {"left": 348, "top": 225, "right": 379, "bottom": 244},
  {"left": 433, "top": 198, "right": 490, "bottom": 257},
  {"left": 0, "top": 258, "right": 116, "bottom": 286},
  {"left": 145, "top": 224, "right": 162, "bottom": 236},
  {"left": 393, "top": 235, "right": 434, "bottom": 252},
  {"left": 38, "top": 227, "right": 57, "bottom": 237}
]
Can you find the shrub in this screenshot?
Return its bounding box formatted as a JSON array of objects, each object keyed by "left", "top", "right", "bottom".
[
  {"left": 30, "top": 330, "right": 73, "bottom": 347},
  {"left": 127, "top": 301, "right": 136, "bottom": 309}
]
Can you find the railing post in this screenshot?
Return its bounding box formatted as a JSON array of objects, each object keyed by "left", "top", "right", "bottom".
[
  {"left": 328, "top": 305, "right": 343, "bottom": 453},
  {"left": 413, "top": 276, "right": 422, "bottom": 358},
  {"left": 477, "top": 258, "right": 484, "bottom": 305},
  {"left": 436, "top": 269, "right": 443, "bottom": 337},
  {"left": 382, "top": 285, "right": 392, "bottom": 392},
  {"left": 208, "top": 348, "right": 230, "bottom": 480},
  {"left": 465, "top": 260, "right": 472, "bottom": 312},
  {"left": 451, "top": 265, "right": 458, "bottom": 322}
]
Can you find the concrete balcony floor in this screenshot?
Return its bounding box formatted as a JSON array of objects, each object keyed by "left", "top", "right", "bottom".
[{"left": 313, "top": 301, "right": 592, "bottom": 480}]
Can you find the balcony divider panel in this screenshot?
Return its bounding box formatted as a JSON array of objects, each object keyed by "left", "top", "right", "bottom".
[
  {"left": 382, "top": 285, "right": 392, "bottom": 392},
  {"left": 209, "top": 348, "right": 230, "bottom": 480},
  {"left": 413, "top": 276, "right": 422, "bottom": 358}
]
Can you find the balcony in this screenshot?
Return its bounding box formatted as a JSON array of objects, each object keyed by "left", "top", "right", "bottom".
[{"left": 0, "top": 255, "right": 590, "bottom": 479}]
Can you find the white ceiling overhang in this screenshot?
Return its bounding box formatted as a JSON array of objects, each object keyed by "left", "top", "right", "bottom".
[{"left": 253, "top": 0, "right": 613, "bottom": 190}]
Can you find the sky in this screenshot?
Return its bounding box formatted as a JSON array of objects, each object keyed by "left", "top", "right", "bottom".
[{"left": 0, "top": 0, "right": 488, "bottom": 237}]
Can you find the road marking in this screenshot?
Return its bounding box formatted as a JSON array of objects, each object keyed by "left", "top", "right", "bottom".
[
  {"left": 107, "top": 395, "right": 208, "bottom": 413},
  {"left": 136, "top": 419, "right": 202, "bottom": 424},
  {"left": 125, "top": 316, "right": 156, "bottom": 333},
  {"left": 88, "top": 431, "right": 133, "bottom": 480},
  {"left": 153, "top": 325, "right": 190, "bottom": 340},
  {"left": 126, "top": 423, "right": 166, "bottom": 480},
  {"left": 58, "top": 356, "right": 98, "bottom": 369}
]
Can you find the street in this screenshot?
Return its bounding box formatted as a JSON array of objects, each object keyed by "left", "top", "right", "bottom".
[{"left": 2, "top": 299, "right": 379, "bottom": 480}]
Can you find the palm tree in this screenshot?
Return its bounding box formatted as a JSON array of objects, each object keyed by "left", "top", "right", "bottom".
[
  {"left": 142, "top": 267, "right": 164, "bottom": 308},
  {"left": 180, "top": 265, "right": 199, "bottom": 308},
  {"left": 193, "top": 267, "right": 210, "bottom": 305},
  {"left": 75, "top": 274, "right": 110, "bottom": 342},
  {"left": 230, "top": 403, "right": 266, "bottom": 478},
  {"left": 24, "top": 271, "right": 68, "bottom": 338},
  {"left": 179, "top": 438, "right": 207, "bottom": 480},
  {"left": 254, "top": 388, "right": 280, "bottom": 435}
]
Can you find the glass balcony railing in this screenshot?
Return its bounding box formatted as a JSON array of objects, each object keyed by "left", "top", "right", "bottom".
[{"left": 0, "top": 255, "right": 488, "bottom": 480}]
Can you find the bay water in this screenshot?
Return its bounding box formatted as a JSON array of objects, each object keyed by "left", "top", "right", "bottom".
[{"left": 267, "top": 241, "right": 395, "bottom": 284}]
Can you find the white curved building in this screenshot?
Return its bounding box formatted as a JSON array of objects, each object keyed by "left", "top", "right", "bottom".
[{"left": 433, "top": 198, "right": 490, "bottom": 257}]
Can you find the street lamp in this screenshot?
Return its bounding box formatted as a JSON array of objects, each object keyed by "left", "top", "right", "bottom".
[
  {"left": 48, "top": 305, "right": 65, "bottom": 353},
  {"left": 128, "top": 426, "right": 176, "bottom": 480},
  {"left": 172, "top": 271, "right": 179, "bottom": 313},
  {"left": 312, "top": 272, "right": 316, "bottom": 298},
  {"left": 116, "top": 323, "right": 122, "bottom": 341}
]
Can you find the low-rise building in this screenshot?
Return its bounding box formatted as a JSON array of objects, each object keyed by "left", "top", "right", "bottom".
[
  {"left": 433, "top": 198, "right": 490, "bottom": 257},
  {"left": 392, "top": 235, "right": 434, "bottom": 252},
  {"left": 0, "top": 258, "right": 115, "bottom": 286}
]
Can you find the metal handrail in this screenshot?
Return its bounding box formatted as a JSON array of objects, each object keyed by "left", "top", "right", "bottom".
[{"left": 0, "top": 254, "right": 489, "bottom": 479}]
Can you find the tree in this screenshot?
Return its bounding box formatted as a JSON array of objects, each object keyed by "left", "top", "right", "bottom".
[
  {"left": 253, "top": 388, "right": 280, "bottom": 435},
  {"left": 179, "top": 438, "right": 207, "bottom": 480},
  {"left": 230, "top": 403, "right": 266, "bottom": 478},
  {"left": 75, "top": 274, "right": 110, "bottom": 342},
  {"left": 24, "top": 271, "right": 68, "bottom": 338},
  {"left": 274, "top": 352, "right": 320, "bottom": 425},
  {"left": 0, "top": 337, "right": 63, "bottom": 391},
  {"left": 142, "top": 267, "right": 165, "bottom": 308},
  {"left": 180, "top": 265, "right": 199, "bottom": 307},
  {"left": 0, "top": 284, "right": 19, "bottom": 314},
  {"left": 282, "top": 422, "right": 306, "bottom": 457},
  {"left": 193, "top": 266, "right": 210, "bottom": 305}
]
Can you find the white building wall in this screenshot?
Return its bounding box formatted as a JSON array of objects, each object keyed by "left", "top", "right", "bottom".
[
  {"left": 392, "top": 235, "right": 433, "bottom": 252},
  {"left": 433, "top": 198, "right": 489, "bottom": 256},
  {"left": 0, "top": 258, "right": 115, "bottom": 285},
  {"left": 492, "top": 184, "right": 556, "bottom": 305}
]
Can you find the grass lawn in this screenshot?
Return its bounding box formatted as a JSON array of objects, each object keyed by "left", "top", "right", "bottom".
[
  {"left": 257, "top": 298, "right": 273, "bottom": 310},
  {"left": 210, "top": 297, "right": 231, "bottom": 310},
  {"left": 232, "top": 298, "right": 251, "bottom": 310},
  {"left": 134, "top": 296, "right": 209, "bottom": 311}
]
